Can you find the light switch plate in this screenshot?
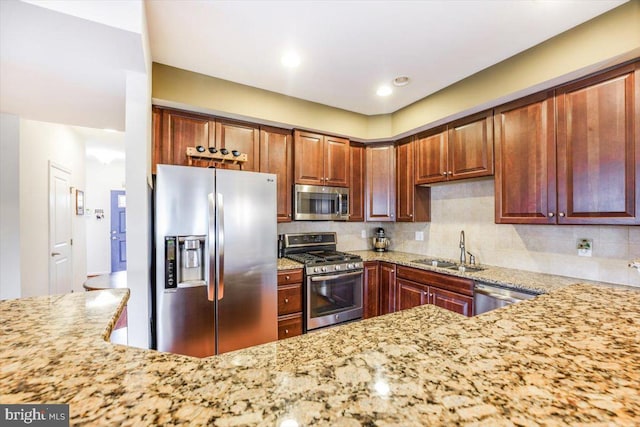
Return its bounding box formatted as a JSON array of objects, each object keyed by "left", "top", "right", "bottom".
[
  {"left": 415, "top": 231, "right": 424, "bottom": 241},
  {"left": 577, "top": 238, "right": 593, "bottom": 257},
  {"left": 361, "top": 230, "right": 366, "bottom": 239}
]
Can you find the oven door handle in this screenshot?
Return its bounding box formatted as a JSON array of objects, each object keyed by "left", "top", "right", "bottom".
[{"left": 310, "top": 271, "right": 362, "bottom": 281}]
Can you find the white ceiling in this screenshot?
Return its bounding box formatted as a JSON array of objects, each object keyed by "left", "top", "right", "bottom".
[
  {"left": 0, "top": 0, "right": 629, "bottom": 135},
  {"left": 147, "top": 0, "right": 627, "bottom": 115}
]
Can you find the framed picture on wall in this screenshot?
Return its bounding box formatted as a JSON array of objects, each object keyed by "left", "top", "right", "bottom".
[{"left": 76, "top": 190, "right": 84, "bottom": 215}]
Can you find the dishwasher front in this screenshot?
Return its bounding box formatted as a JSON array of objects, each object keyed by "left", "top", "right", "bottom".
[{"left": 473, "top": 282, "right": 540, "bottom": 315}]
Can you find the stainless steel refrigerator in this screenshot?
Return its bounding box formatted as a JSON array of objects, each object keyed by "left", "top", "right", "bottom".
[{"left": 154, "top": 164, "right": 277, "bottom": 357}]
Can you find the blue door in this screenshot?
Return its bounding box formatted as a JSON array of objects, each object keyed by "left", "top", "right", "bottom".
[{"left": 110, "top": 190, "right": 127, "bottom": 272}]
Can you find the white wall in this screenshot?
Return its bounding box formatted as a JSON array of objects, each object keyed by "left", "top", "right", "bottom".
[
  {"left": 85, "top": 157, "right": 125, "bottom": 275},
  {"left": 0, "top": 113, "right": 21, "bottom": 299},
  {"left": 19, "top": 119, "right": 87, "bottom": 296}
]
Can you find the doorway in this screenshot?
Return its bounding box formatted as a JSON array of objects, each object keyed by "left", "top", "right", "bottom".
[{"left": 110, "top": 190, "right": 127, "bottom": 272}]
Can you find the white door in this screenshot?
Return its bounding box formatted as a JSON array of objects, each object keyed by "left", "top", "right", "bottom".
[{"left": 49, "top": 163, "right": 72, "bottom": 294}]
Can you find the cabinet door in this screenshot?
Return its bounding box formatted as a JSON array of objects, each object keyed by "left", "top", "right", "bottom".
[
  {"left": 415, "top": 126, "right": 448, "bottom": 184},
  {"left": 430, "top": 287, "right": 473, "bottom": 317},
  {"left": 379, "top": 262, "right": 396, "bottom": 315},
  {"left": 366, "top": 144, "right": 396, "bottom": 221},
  {"left": 363, "top": 261, "right": 380, "bottom": 319},
  {"left": 216, "top": 120, "right": 259, "bottom": 172},
  {"left": 556, "top": 62, "right": 640, "bottom": 225},
  {"left": 294, "top": 130, "right": 325, "bottom": 185},
  {"left": 162, "top": 109, "right": 215, "bottom": 168},
  {"left": 325, "top": 135, "right": 350, "bottom": 187},
  {"left": 494, "top": 92, "right": 556, "bottom": 224},
  {"left": 349, "top": 143, "right": 366, "bottom": 222},
  {"left": 396, "top": 139, "right": 415, "bottom": 222},
  {"left": 396, "top": 278, "right": 429, "bottom": 311},
  {"left": 448, "top": 110, "right": 494, "bottom": 180},
  {"left": 260, "top": 127, "right": 293, "bottom": 222},
  {"left": 152, "top": 106, "right": 162, "bottom": 174}
]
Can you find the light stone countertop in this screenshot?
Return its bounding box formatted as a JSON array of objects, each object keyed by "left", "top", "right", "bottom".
[
  {"left": 279, "top": 250, "right": 605, "bottom": 294},
  {"left": 1, "top": 283, "right": 639, "bottom": 425}
]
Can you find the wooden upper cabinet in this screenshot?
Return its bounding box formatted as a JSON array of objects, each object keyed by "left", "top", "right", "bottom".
[
  {"left": 259, "top": 126, "right": 293, "bottom": 222},
  {"left": 161, "top": 109, "right": 215, "bottom": 168},
  {"left": 556, "top": 62, "right": 639, "bottom": 225},
  {"left": 349, "top": 143, "right": 366, "bottom": 222},
  {"left": 152, "top": 106, "right": 162, "bottom": 174},
  {"left": 216, "top": 120, "right": 259, "bottom": 172},
  {"left": 448, "top": 110, "right": 494, "bottom": 180},
  {"left": 366, "top": 144, "right": 395, "bottom": 221},
  {"left": 294, "top": 130, "right": 350, "bottom": 187},
  {"left": 415, "top": 111, "right": 494, "bottom": 185},
  {"left": 494, "top": 92, "right": 557, "bottom": 224},
  {"left": 415, "top": 126, "right": 448, "bottom": 184},
  {"left": 325, "top": 135, "right": 350, "bottom": 187},
  {"left": 396, "top": 138, "right": 431, "bottom": 222}
]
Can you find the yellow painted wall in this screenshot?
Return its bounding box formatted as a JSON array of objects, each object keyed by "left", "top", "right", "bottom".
[{"left": 152, "top": 0, "right": 640, "bottom": 141}]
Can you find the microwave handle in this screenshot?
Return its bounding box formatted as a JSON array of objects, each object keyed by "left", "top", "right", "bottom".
[{"left": 337, "top": 193, "right": 350, "bottom": 219}]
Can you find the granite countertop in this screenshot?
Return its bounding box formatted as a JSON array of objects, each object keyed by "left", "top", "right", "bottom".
[
  {"left": 279, "top": 250, "right": 589, "bottom": 294},
  {"left": 2, "top": 282, "right": 639, "bottom": 425}
]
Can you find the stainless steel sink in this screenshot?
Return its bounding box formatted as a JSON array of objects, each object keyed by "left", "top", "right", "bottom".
[
  {"left": 411, "top": 258, "right": 457, "bottom": 268},
  {"left": 445, "top": 265, "right": 486, "bottom": 273}
]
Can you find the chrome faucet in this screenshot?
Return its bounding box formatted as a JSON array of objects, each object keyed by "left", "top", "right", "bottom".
[{"left": 459, "top": 230, "right": 466, "bottom": 265}]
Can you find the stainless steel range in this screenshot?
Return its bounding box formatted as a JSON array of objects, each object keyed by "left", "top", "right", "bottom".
[{"left": 283, "top": 232, "right": 363, "bottom": 331}]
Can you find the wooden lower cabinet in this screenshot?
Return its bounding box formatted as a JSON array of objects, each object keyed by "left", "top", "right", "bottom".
[
  {"left": 396, "top": 278, "right": 428, "bottom": 311},
  {"left": 277, "top": 269, "right": 303, "bottom": 340},
  {"left": 379, "top": 262, "right": 397, "bottom": 315},
  {"left": 395, "top": 265, "right": 474, "bottom": 317},
  {"left": 431, "top": 287, "right": 473, "bottom": 317},
  {"left": 363, "top": 261, "right": 380, "bottom": 318}
]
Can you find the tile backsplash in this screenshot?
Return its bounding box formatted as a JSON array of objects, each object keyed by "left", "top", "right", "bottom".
[{"left": 278, "top": 178, "right": 639, "bottom": 287}]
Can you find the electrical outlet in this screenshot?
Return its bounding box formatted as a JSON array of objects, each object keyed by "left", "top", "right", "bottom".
[
  {"left": 577, "top": 238, "right": 593, "bottom": 257},
  {"left": 361, "top": 229, "right": 366, "bottom": 239},
  {"left": 415, "top": 231, "right": 424, "bottom": 241}
]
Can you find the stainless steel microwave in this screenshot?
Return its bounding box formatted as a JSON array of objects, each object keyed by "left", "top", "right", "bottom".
[{"left": 294, "top": 184, "right": 349, "bottom": 221}]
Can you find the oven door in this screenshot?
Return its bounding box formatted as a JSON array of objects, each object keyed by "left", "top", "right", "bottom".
[{"left": 306, "top": 270, "right": 363, "bottom": 331}]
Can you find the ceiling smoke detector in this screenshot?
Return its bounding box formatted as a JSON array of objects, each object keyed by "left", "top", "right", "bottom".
[{"left": 393, "top": 76, "right": 410, "bottom": 87}]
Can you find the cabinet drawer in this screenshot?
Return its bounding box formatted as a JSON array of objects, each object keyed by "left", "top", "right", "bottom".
[
  {"left": 278, "top": 284, "right": 302, "bottom": 315},
  {"left": 278, "top": 313, "right": 303, "bottom": 340},
  {"left": 396, "top": 266, "right": 473, "bottom": 296},
  {"left": 278, "top": 269, "right": 303, "bottom": 285}
]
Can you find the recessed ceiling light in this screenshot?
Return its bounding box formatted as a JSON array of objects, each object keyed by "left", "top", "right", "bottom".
[
  {"left": 103, "top": 128, "right": 118, "bottom": 133},
  {"left": 376, "top": 85, "right": 392, "bottom": 97},
  {"left": 281, "top": 51, "right": 301, "bottom": 68},
  {"left": 393, "top": 76, "right": 410, "bottom": 87}
]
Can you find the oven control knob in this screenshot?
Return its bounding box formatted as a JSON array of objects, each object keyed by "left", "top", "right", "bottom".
[
  {"left": 321, "top": 267, "right": 327, "bottom": 272},
  {"left": 313, "top": 267, "right": 319, "bottom": 273},
  {"left": 335, "top": 265, "right": 341, "bottom": 270},
  {"left": 347, "top": 263, "right": 354, "bottom": 269}
]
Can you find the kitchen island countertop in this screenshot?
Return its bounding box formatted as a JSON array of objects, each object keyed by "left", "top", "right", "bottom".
[{"left": 1, "top": 280, "right": 639, "bottom": 425}]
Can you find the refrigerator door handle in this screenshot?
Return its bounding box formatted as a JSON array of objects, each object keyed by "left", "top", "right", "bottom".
[
  {"left": 217, "top": 192, "right": 225, "bottom": 300},
  {"left": 207, "top": 193, "right": 216, "bottom": 301}
]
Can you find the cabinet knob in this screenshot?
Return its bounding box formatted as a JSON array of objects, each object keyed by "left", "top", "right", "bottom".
[
  {"left": 285, "top": 275, "right": 290, "bottom": 280},
  {"left": 409, "top": 214, "right": 413, "bottom": 217},
  {"left": 288, "top": 214, "right": 291, "bottom": 218},
  {"left": 284, "top": 298, "right": 289, "bottom": 304},
  {"left": 284, "top": 329, "right": 289, "bottom": 334},
  {"left": 430, "top": 293, "right": 433, "bottom": 297},
  {"left": 423, "top": 291, "right": 428, "bottom": 295},
  {"left": 391, "top": 270, "right": 394, "bottom": 273},
  {"left": 448, "top": 171, "right": 452, "bottom": 175},
  {"left": 559, "top": 212, "right": 565, "bottom": 217},
  {"left": 548, "top": 212, "right": 555, "bottom": 217},
  {"left": 442, "top": 172, "right": 447, "bottom": 176}
]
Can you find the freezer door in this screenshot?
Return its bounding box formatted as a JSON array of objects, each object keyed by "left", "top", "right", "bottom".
[
  {"left": 215, "top": 169, "right": 278, "bottom": 354},
  {"left": 155, "top": 165, "right": 216, "bottom": 357}
]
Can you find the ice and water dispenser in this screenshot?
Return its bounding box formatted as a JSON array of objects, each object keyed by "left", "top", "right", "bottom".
[{"left": 164, "top": 235, "right": 206, "bottom": 289}]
